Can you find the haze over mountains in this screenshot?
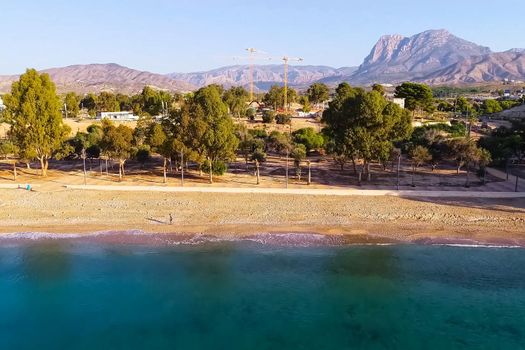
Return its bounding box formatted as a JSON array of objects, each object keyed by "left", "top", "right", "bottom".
[{"left": 0, "top": 29, "right": 523, "bottom": 94}]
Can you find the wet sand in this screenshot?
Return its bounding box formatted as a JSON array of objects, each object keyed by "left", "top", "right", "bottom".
[{"left": 1, "top": 189, "right": 524, "bottom": 246}]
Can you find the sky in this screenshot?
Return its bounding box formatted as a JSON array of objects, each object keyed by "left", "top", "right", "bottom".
[{"left": 1, "top": 0, "right": 524, "bottom": 75}]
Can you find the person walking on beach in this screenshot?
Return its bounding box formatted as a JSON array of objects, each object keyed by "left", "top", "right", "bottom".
[{"left": 169, "top": 213, "right": 173, "bottom": 225}]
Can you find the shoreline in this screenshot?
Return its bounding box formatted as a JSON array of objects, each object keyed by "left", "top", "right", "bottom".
[{"left": 1, "top": 230, "right": 524, "bottom": 249}]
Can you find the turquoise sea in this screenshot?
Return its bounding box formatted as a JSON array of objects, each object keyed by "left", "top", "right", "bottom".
[{"left": 1, "top": 235, "right": 524, "bottom": 349}]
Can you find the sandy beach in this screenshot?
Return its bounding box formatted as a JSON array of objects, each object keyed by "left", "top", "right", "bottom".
[{"left": 1, "top": 188, "right": 524, "bottom": 246}]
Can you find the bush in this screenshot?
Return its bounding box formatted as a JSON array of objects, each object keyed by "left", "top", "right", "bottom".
[
  {"left": 201, "top": 160, "right": 227, "bottom": 175},
  {"left": 292, "top": 127, "right": 324, "bottom": 151},
  {"left": 262, "top": 110, "right": 275, "bottom": 124},
  {"left": 249, "top": 129, "right": 268, "bottom": 139},
  {"left": 246, "top": 108, "right": 256, "bottom": 121},
  {"left": 276, "top": 114, "right": 291, "bottom": 125},
  {"left": 135, "top": 145, "right": 151, "bottom": 166}
]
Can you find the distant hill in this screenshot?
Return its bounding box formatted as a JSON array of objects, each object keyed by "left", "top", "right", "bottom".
[
  {"left": 167, "top": 65, "right": 357, "bottom": 90},
  {"left": 0, "top": 63, "right": 195, "bottom": 94},
  {"left": 421, "top": 51, "right": 525, "bottom": 84}
]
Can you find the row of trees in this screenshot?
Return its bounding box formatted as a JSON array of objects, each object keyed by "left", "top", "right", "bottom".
[
  {"left": 59, "top": 81, "right": 333, "bottom": 121},
  {"left": 1, "top": 69, "right": 517, "bottom": 187}
]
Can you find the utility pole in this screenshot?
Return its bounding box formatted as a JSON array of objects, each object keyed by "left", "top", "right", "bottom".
[
  {"left": 81, "top": 148, "right": 87, "bottom": 185},
  {"left": 180, "top": 149, "right": 184, "bottom": 187},
  {"left": 396, "top": 154, "right": 401, "bottom": 190},
  {"left": 285, "top": 148, "right": 289, "bottom": 189},
  {"left": 64, "top": 103, "right": 68, "bottom": 119},
  {"left": 281, "top": 56, "right": 303, "bottom": 112}
]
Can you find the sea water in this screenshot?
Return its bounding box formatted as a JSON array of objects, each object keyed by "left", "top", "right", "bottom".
[{"left": 0, "top": 236, "right": 524, "bottom": 349}]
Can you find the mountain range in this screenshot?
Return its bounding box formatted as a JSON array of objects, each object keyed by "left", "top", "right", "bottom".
[
  {"left": 0, "top": 29, "right": 523, "bottom": 94},
  {"left": 0, "top": 64, "right": 195, "bottom": 94}
]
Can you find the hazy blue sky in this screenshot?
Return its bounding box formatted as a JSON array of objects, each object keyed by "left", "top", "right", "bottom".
[{"left": 1, "top": 0, "right": 523, "bottom": 74}]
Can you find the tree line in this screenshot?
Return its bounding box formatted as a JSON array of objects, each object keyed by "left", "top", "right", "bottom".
[{"left": 1, "top": 69, "right": 523, "bottom": 187}]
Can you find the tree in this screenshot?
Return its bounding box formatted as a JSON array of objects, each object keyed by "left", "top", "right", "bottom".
[
  {"left": 188, "top": 85, "right": 238, "bottom": 183},
  {"left": 100, "top": 120, "right": 133, "bottom": 180},
  {"left": 409, "top": 145, "right": 432, "bottom": 186},
  {"left": 223, "top": 87, "right": 249, "bottom": 119},
  {"left": 141, "top": 86, "right": 171, "bottom": 116},
  {"left": 64, "top": 92, "right": 80, "bottom": 118},
  {"left": 0, "top": 139, "right": 19, "bottom": 180},
  {"left": 96, "top": 92, "right": 120, "bottom": 112},
  {"left": 133, "top": 115, "right": 155, "bottom": 145},
  {"left": 275, "top": 114, "right": 291, "bottom": 125},
  {"left": 80, "top": 93, "right": 97, "bottom": 115},
  {"left": 482, "top": 99, "right": 503, "bottom": 114},
  {"left": 478, "top": 148, "right": 492, "bottom": 184},
  {"left": 448, "top": 137, "right": 482, "bottom": 187},
  {"left": 262, "top": 110, "right": 275, "bottom": 124},
  {"left": 394, "top": 82, "right": 434, "bottom": 113},
  {"left": 145, "top": 123, "right": 169, "bottom": 181},
  {"left": 263, "top": 85, "right": 297, "bottom": 110},
  {"left": 307, "top": 83, "right": 329, "bottom": 105},
  {"left": 322, "top": 83, "right": 363, "bottom": 173},
  {"left": 371, "top": 84, "right": 385, "bottom": 96},
  {"left": 291, "top": 144, "right": 307, "bottom": 180},
  {"left": 292, "top": 128, "right": 324, "bottom": 152},
  {"left": 267, "top": 131, "right": 292, "bottom": 155},
  {"left": 323, "top": 89, "right": 413, "bottom": 179},
  {"left": 3, "top": 69, "right": 71, "bottom": 176},
  {"left": 135, "top": 145, "right": 151, "bottom": 168}
]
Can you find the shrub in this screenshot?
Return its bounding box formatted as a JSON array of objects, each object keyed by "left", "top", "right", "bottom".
[
  {"left": 276, "top": 114, "right": 291, "bottom": 125},
  {"left": 262, "top": 110, "right": 275, "bottom": 124},
  {"left": 201, "top": 160, "right": 227, "bottom": 175}
]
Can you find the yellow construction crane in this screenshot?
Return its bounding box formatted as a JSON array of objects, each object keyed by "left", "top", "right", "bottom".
[
  {"left": 282, "top": 56, "right": 303, "bottom": 112},
  {"left": 233, "top": 48, "right": 270, "bottom": 102}
]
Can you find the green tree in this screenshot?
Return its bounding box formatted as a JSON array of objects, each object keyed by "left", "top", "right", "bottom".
[
  {"left": 478, "top": 148, "right": 492, "bottom": 184},
  {"left": 394, "top": 82, "right": 434, "bottom": 113},
  {"left": 3, "top": 69, "right": 71, "bottom": 176},
  {"left": 80, "top": 93, "right": 97, "bottom": 116},
  {"left": 448, "top": 137, "right": 482, "bottom": 186},
  {"left": 100, "top": 120, "right": 133, "bottom": 180},
  {"left": 263, "top": 85, "right": 298, "bottom": 110},
  {"left": 184, "top": 85, "right": 238, "bottom": 183},
  {"left": 64, "top": 92, "right": 80, "bottom": 118},
  {"left": 262, "top": 110, "right": 276, "bottom": 124},
  {"left": 409, "top": 145, "right": 432, "bottom": 186},
  {"left": 96, "top": 92, "right": 120, "bottom": 112},
  {"left": 371, "top": 83, "right": 385, "bottom": 96},
  {"left": 145, "top": 122, "right": 169, "bottom": 181},
  {"left": 482, "top": 99, "right": 503, "bottom": 114},
  {"left": 291, "top": 144, "right": 307, "bottom": 180},
  {"left": 223, "top": 86, "right": 249, "bottom": 119},
  {"left": 0, "top": 139, "right": 19, "bottom": 180},
  {"left": 267, "top": 131, "right": 292, "bottom": 155},
  {"left": 135, "top": 145, "right": 151, "bottom": 168},
  {"left": 323, "top": 88, "right": 412, "bottom": 178},
  {"left": 141, "top": 86, "right": 171, "bottom": 116},
  {"left": 307, "top": 83, "right": 329, "bottom": 105},
  {"left": 275, "top": 114, "right": 291, "bottom": 125},
  {"left": 292, "top": 127, "right": 324, "bottom": 152}
]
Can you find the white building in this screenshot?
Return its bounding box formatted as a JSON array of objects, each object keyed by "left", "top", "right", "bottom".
[
  {"left": 392, "top": 98, "right": 405, "bottom": 109},
  {"left": 96, "top": 111, "right": 139, "bottom": 121},
  {"left": 0, "top": 96, "right": 5, "bottom": 111}
]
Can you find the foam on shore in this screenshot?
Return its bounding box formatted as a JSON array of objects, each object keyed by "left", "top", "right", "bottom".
[{"left": 1, "top": 230, "right": 524, "bottom": 248}]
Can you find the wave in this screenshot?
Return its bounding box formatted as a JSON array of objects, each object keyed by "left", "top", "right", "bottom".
[{"left": 1, "top": 231, "right": 523, "bottom": 249}]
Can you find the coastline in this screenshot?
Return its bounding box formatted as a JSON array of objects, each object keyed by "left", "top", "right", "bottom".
[{"left": 1, "top": 188, "right": 524, "bottom": 247}]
